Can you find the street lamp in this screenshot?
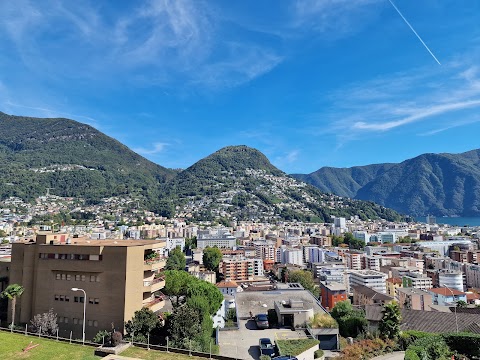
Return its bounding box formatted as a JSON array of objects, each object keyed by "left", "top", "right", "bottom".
[
  {"left": 71, "top": 287, "right": 86, "bottom": 344},
  {"left": 443, "top": 285, "right": 458, "bottom": 333}
]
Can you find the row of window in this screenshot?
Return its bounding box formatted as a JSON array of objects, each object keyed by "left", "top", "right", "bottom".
[
  {"left": 54, "top": 295, "right": 99, "bottom": 304},
  {"left": 39, "top": 253, "right": 102, "bottom": 261},
  {"left": 58, "top": 317, "right": 98, "bottom": 327},
  {"left": 55, "top": 273, "right": 100, "bottom": 282}
]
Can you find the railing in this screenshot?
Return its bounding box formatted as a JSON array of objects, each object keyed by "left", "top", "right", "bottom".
[
  {"left": 0, "top": 326, "right": 236, "bottom": 360},
  {"left": 143, "top": 277, "right": 165, "bottom": 287}
]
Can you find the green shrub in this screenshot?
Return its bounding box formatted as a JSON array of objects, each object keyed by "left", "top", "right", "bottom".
[
  {"left": 404, "top": 348, "right": 421, "bottom": 360},
  {"left": 406, "top": 335, "right": 452, "bottom": 360},
  {"left": 442, "top": 332, "right": 480, "bottom": 358},
  {"left": 314, "top": 349, "right": 324, "bottom": 358},
  {"left": 93, "top": 330, "right": 111, "bottom": 345},
  {"left": 398, "top": 330, "right": 433, "bottom": 350}
]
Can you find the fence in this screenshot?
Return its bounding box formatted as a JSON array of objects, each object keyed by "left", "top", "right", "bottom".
[{"left": 0, "top": 326, "right": 238, "bottom": 360}]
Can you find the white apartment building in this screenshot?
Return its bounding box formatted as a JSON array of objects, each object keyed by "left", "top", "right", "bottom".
[
  {"left": 364, "top": 256, "right": 381, "bottom": 271},
  {"left": 345, "top": 252, "right": 362, "bottom": 270},
  {"left": 197, "top": 229, "right": 236, "bottom": 249},
  {"left": 438, "top": 270, "right": 464, "bottom": 292},
  {"left": 277, "top": 247, "right": 304, "bottom": 266},
  {"left": 465, "top": 263, "right": 480, "bottom": 288},
  {"left": 402, "top": 273, "right": 433, "bottom": 290},
  {"left": 347, "top": 270, "right": 387, "bottom": 294},
  {"left": 304, "top": 246, "right": 327, "bottom": 264},
  {"left": 253, "top": 239, "right": 276, "bottom": 261}
]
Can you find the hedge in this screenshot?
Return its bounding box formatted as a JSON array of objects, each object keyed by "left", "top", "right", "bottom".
[
  {"left": 404, "top": 335, "right": 453, "bottom": 360},
  {"left": 443, "top": 332, "right": 480, "bottom": 358}
]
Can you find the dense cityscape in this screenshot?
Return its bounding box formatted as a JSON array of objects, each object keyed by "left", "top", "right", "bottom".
[{"left": 1, "top": 190, "right": 480, "bottom": 360}]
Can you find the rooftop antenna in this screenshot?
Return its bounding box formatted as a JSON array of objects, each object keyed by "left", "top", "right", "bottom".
[{"left": 388, "top": 0, "right": 441, "bottom": 65}]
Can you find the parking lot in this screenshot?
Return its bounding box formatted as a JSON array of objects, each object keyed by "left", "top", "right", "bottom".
[{"left": 218, "top": 319, "right": 308, "bottom": 360}]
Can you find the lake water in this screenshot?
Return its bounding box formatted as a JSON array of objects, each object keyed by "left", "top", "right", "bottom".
[{"left": 436, "top": 217, "right": 480, "bottom": 227}]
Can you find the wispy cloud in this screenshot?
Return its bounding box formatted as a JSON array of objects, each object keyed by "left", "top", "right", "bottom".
[
  {"left": 0, "top": 0, "right": 283, "bottom": 91},
  {"left": 291, "top": 0, "right": 380, "bottom": 36},
  {"left": 134, "top": 142, "right": 169, "bottom": 155},
  {"left": 317, "top": 57, "right": 480, "bottom": 142}
]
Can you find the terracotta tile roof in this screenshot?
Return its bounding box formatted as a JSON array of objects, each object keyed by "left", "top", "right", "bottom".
[
  {"left": 216, "top": 280, "right": 239, "bottom": 288},
  {"left": 427, "top": 287, "right": 465, "bottom": 296}
]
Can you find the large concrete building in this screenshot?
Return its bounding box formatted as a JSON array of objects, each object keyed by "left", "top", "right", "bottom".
[
  {"left": 197, "top": 229, "right": 236, "bottom": 249},
  {"left": 9, "top": 233, "right": 166, "bottom": 340},
  {"left": 347, "top": 270, "right": 387, "bottom": 294}
]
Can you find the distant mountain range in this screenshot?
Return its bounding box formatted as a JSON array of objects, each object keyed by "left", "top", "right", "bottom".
[
  {"left": 0, "top": 112, "right": 400, "bottom": 223},
  {"left": 292, "top": 150, "right": 480, "bottom": 217}
]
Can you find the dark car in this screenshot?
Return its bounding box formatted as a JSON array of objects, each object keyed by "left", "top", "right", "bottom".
[
  {"left": 255, "top": 313, "right": 269, "bottom": 329},
  {"left": 259, "top": 338, "right": 275, "bottom": 357},
  {"left": 272, "top": 356, "right": 298, "bottom": 360}
]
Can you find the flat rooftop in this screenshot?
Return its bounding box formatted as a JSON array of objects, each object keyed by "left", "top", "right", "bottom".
[{"left": 235, "top": 288, "right": 327, "bottom": 319}]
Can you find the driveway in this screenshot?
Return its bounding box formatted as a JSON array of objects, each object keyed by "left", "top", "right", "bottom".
[
  {"left": 371, "top": 352, "right": 405, "bottom": 360},
  {"left": 218, "top": 319, "right": 308, "bottom": 360}
]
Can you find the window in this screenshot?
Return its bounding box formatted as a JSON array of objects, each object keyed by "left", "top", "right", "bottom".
[
  {"left": 55, "top": 295, "right": 59, "bottom": 301},
  {"left": 93, "top": 320, "right": 98, "bottom": 327},
  {"left": 56, "top": 274, "right": 61, "bottom": 280},
  {"left": 90, "top": 275, "right": 95, "bottom": 282},
  {"left": 89, "top": 298, "right": 94, "bottom": 304},
  {"left": 66, "top": 274, "right": 71, "bottom": 281},
  {"left": 81, "top": 275, "right": 86, "bottom": 281},
  {"left": 58, "top": 317, "right": 63, "bottom": 323},
  {"left": 64, "top": 317, "right": 68, "bottom": 324},
  {"left": 73, "top": 318, "right": 78, "bottom": 324},
  {"left": 75, "top": 275, "right": 80, "bottom": 281},
  {"left": 96, "top": 276, "right": 100, "bottom": 282},
  {"left": 94, "top": 298, "right": 99, "bottom": 304},
  {"left": 61, "top": 274, "right": 66, "bottom": 280},
  {"left": 90, "top": 255, "right": 99, "bottom": 261},
  {"left": 79, "top": 319, "right": 83, "bottom": 325},
  {"left": 65, "top": 296, "right": 70, "bottom": 302},
  {"left": 88, "top": 320, "right": 93, "bottom": 326},
  {"left": 60, "top": 295, "right": 65, "bottom": 301}
]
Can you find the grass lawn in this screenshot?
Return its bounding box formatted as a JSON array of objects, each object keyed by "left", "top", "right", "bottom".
[
  {"left": 276, "top": 338, "right": 320, "bottom": 357},
  {"left": 0, "top": 331, "right": 99, "bottom": 360},
  {"left": 122, "top": 346, "right": 205, "bottom": 360}
]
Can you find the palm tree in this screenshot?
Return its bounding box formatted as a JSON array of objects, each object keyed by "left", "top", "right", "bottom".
[{"left": 1, "top": 284, "right": 25, "bottom": 329}]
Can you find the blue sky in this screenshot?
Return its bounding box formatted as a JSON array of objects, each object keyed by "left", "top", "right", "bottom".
[{"left": 1, "top": 0, "right": 480, "bottom": 173}]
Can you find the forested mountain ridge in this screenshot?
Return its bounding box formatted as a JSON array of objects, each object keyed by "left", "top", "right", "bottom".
[
  {"left": 0, "top": 112, "right": 176, "bottom": 206},
  {"left": 0, "top": 112, "right": 401, "bottom": 222},
  {"left": 162, "top": 146, "right": 401, "bottom": 222},
  {"left": 293, "top": 149, "right": 480, "bottom": 217}
]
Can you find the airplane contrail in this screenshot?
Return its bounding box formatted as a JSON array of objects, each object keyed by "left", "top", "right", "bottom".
[{"left": 388, "top": 0, "right": 441, "bottom": 65}]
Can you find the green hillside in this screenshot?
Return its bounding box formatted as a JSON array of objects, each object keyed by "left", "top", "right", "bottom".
[
  {"left": 0, "top": 112, "right": 176, "bottom": 205},
  {"left": 293, "top": 150, "right": 480, "bottom": 216}
]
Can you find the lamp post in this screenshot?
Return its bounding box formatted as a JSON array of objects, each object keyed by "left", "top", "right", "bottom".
[
  {"left": 72, "top": 287, "right": 86, "bottom": 344},
  {"left": 443, "top": 285, "right": 458, "bottom": 333}
]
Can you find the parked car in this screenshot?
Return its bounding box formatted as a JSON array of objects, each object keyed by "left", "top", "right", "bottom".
[
  {"left": 255, "top": 314, "right": 269, "bottom": 329},
  {"left": 259, "top": 338, "right": 275, "bottom": 357}
]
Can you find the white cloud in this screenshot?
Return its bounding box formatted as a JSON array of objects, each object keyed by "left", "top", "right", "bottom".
[
  {"left": 320, "top": 59, "right": 480, "bottom": 138},
  {"left": 291, "top": 0, "right": 380, "bottom": 36},
  {"left": 134, "top": 142, "right": 169, "bottom": 155}
]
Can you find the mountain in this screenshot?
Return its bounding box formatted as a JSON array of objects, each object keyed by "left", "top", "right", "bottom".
[
  {"left": 0, "top": 112, "right": 401, "bottom": 222},
  {"left": 162, "top": 146, "right": 401, "bottom": 223},
  {"left": 0, "top": 112, "right": 176, "bottom": 205},
  {"left": 293, "top": 150, "right": 480, "bottom": 217}
]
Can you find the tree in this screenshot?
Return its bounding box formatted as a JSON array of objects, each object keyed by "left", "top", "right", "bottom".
[
  {"left": 166, "top": 246, "right": 186, "bottom": 271},
  {"left": 288, "top": 270, "right": 320, "bottom": 298},
  {"left": 124, "top": 307, "right": 162, "bottom": 343},
  {"left": 30, "top": 308, "right": 58, "bottom": 335},
  {"left": 202, "top": 247, "right": 222, "bottom": 272},
  {"left": 164, "top": 270, "right": 191, "bottom": 306},
  {"left": 331, "top": 301, "right": 367, "bottom": 338},
  {"left": 379, "top": 302, "right": 401, "bottom": 339},
  {"left": 456, "top": 300, "right": 468, "bottom": 308},
  {"left": 1, "top": 284, "right": 24, "bottom": 329},
  {"left": 168, "top": 304, "right": 203, "bottom": 349}
]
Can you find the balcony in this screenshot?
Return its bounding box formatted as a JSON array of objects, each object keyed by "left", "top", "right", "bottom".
[
  {"left": 143, "top": 257, "right": 166, "bottom": 271},
  {"left": 144, "top": 293, "right": 166, "bottom": 313},
  {"left": 143, "top": 277, "right": 166, "bottom": 293}
]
